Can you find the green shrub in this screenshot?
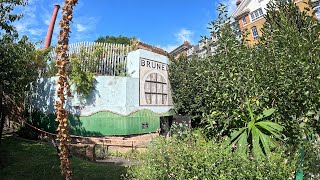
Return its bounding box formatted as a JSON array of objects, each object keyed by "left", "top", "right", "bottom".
[
  {"left": 304, "top": 137, "right": 320, "bottom": 179},
  {"left": 126, "top": 131, "right": 298, "bottom": 180},
  {"left": 169, "top": 1, "right": 320, "bottom": 144},
  {"left": 70, "top": 58, "right": 96, "bottom": 99}
]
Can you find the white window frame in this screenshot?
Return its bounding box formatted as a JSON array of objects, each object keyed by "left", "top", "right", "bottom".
[
  {"left": 251, "top": 26, "right": 259, "bottom": 40},
  {"left": 250, "top": 8, "right": 264, "bottom": 22}
]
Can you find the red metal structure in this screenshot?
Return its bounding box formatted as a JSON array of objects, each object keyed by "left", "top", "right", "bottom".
[{"left": 44, "top": 4, "right": 60, "bottom": 48}]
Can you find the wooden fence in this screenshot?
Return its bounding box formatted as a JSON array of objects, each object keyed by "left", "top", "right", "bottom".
[{"left": 48, "top": 42, "right": 132, "bottom": 76}]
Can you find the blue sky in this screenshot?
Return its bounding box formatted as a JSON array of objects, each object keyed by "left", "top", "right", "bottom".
[{"left": 14, "top": 0, "right": 236, "bottom": 51}]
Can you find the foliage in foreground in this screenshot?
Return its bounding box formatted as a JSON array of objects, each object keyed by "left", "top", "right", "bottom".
[
  {"left": 231, "top": 98, "right": 283, "bottom": 157},
  {"left": 169, "top": 1, "right": 320, "bottom": 145},
  {"left": 126, "top": 132, "right": 298, "bottom": 180},
  {"left": 303, "top": 138, "right": 320, "bottom": 179}
]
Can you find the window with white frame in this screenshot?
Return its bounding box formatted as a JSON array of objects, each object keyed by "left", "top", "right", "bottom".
[
  {"left": 251, "top": 26, "right": 259, "bottom": 39},
  {"left": 315, "top": 2, "right": 320, "bottom": 20},
  {"left": 250, "top": 8, "right": 264, "bottom": 21},
  {"left": 242, "top": 16, "right": 247, "bottom": 25}
]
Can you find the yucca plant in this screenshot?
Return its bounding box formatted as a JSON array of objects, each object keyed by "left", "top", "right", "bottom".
[{"left": 231, "top": 97, "right": 283, "bottom": 158}]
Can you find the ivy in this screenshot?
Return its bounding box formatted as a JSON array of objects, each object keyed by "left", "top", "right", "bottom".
[{"left": 69, "top": 58, "right": 95, "bottom": 99}]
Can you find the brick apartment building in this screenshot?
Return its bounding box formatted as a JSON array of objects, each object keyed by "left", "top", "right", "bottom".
[
  {"left": 232, "top": 0, "right": 320, "bottom": 45},
  {"left": 170, "top": 0, "right": 320, "bottom": 59}
]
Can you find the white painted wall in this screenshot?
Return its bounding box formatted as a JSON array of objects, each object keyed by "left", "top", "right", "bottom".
[
  {"left": 29, "top": 49, "right": 173, "bottom": 117},
  {"left": 248, "top": 0, "right": 272, "bottom": 14}
]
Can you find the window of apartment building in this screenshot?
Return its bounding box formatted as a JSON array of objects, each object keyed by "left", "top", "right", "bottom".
[
  {"left": 242, "top": 16, "right": 247, "bottom": 25},
  {"left": 250, "top": 8, "right": 264, "bottom": 21},
  {"left": 251, "top": 26, "right": 259, "bottom": 39}
]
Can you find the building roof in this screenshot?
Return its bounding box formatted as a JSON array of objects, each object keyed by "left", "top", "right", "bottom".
[
  {"left": 232, "top": 0, "right": 251, "bottom": 19},
  {"left": 133, "top": 41, "right": 168, "bottom": 56},
  {"left": 169, "top": 41, "right": 192, "bottom": 56}
]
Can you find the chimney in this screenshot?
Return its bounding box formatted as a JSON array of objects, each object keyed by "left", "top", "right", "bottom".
[
  {"left": 236, "top": 0, "right": 242, "bottom": 6},
  {"left": 44, "top": 4, "right": 60, "bottom": 48}
]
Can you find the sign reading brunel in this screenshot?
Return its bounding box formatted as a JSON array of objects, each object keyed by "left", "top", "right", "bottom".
[{"left": 139, "top": 58, "right": 173, "bottom": 106}]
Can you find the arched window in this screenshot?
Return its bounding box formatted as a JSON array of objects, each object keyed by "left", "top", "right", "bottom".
[{"left": 144, "top": 73, "right": 168, "bottom": 105}]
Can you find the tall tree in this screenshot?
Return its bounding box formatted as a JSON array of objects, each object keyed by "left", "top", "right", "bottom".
[
  {"left": 95, "top": 35, "right": 136, "bottom": 45},
  {"left": 0, "top": 0, "right": 43, "bottom": 143}
]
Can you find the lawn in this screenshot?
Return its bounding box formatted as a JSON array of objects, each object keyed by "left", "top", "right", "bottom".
[{"left": 0, "top": 136, "right": 127, "bottom": 180}]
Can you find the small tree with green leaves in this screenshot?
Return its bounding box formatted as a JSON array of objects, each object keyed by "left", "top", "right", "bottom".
[{"left": 0, "top": 0, "right": 44, "bottom": 143}]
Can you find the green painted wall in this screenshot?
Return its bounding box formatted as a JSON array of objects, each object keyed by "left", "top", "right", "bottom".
[
  {"left": 76, "top": 110, "right": 161, "bottom": 135},
  {"left": 29, "top": 109, "right": 173, "bottom": 136}
]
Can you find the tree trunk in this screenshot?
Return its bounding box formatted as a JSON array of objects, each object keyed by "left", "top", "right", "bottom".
[{"left": 0, "top": 84, "right": 5, "bottom": 144}]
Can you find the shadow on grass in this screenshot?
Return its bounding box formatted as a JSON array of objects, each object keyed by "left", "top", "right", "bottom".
[{"left": 0, "top": 137, "right": 126, "bottom": 180}]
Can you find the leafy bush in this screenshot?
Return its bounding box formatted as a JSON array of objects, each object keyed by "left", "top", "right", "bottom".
[
  {"left": 70, "top": 58, "right": 96, "bottom": 99},
  {"left": 304, "top": 137, "right": 320, "bottom": 179},
  {"left": 169, "top": 1, "right": 320, "bottom": 144},
  {"left": 126, "top": 131, "right": 298, "bottom": 180}
]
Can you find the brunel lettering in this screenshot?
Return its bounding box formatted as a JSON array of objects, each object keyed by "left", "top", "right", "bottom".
[{"left": 141, "top": 59, "right": 167, "bottom": 71}]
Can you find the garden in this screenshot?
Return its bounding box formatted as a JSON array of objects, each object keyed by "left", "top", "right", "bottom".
[
  {"left": 126, "top": 2, "right": 320, "bottom": 179},
  {"left": 1, "top": 0, "right": 320, "bottom": 179}
]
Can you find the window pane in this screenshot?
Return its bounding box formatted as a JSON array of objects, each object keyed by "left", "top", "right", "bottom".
[
  {"left": 251, "top": 26, "right": 258, "bottom": 39},
  {"left": 151, "top": 94, "right": 157, "bottom": 104},
  {"left": 157, "top": 83, "right": 163, "bottom": 93},
  {"left": 242, "top": 17, "right": 247, "bottom": 25},
  {"left": 146, "top": 94, "right": 151, "bottom": 104},
  {"left": 150, "top": 82, "right": 157, "bottom": 93},
  {"left": 145, "top": 82, "right": 151, "bottom": 92},
  {"left": 251, "top": 12, "right": 255, "bottom": 19},
  {"left": 162, "top": 95, "right": 168, "bottom": 104},
  {"left": 157, "top": 95, "right": 162, "bottom": 104},
  {"left": 254, "top": 11, "right": 259, "bottom": 17},
  {"left": 258, "top": 8, "right": 263, "bottom": 16},
  {"left": 163, "top": 84, "right": 168, "bottom": 94},
  {"left": 150, "top": 73, "right": 156, "bottom": 81}
]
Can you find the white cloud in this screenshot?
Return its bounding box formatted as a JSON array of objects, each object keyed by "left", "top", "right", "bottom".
[
  {"left": 159, "top": 28, "right": 194, "bottom": 52},
  {"left": 13, "top": 1, "right": 48, "bottom": 42},
  {"left": 176, "top": 28, "right": 194, "bottom": 43},
  {"left": 76, "top": 24, "right": 87, "bottom": 32},
  {"left": 220, "top": 0, "right": 237, "bottom": 16},
  {"left": 28, "top": 28, "right": 46, "bottom": 35}
]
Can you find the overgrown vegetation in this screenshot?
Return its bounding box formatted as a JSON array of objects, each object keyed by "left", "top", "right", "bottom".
[
  {"left": 0, "top": 0, "right": 46, "bottom": 143},
  {"left": 169, "top": 1, "right": 320, "bottom": 146},
  {"left": 69, "top": 58, "right": 96, "bottom": 99},
  {"left": 148, "top": 1, "right": 320, "bottom": 178},
  {"left": 230, "top": 98, "right": 283, "bottom": 158},
  {"left": 126, "top": 131, "right": 299, "bottom": 179},
  {"left": 95, "top": 35, "right": 136, "bottom": 45}
]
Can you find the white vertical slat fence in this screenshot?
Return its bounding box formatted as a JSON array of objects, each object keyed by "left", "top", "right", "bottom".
[{"left": 48, "top": 42, "right": 132, "bottom": 76}]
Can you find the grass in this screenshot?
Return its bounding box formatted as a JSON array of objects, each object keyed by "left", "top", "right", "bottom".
[{"left": 0, "top": 136, "right": 127, "bottom": 180}]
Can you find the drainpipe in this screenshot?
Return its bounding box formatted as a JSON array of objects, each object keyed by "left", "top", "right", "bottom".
[{"left": 44, "top": 4, "right": 60, "bottom": 48}]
